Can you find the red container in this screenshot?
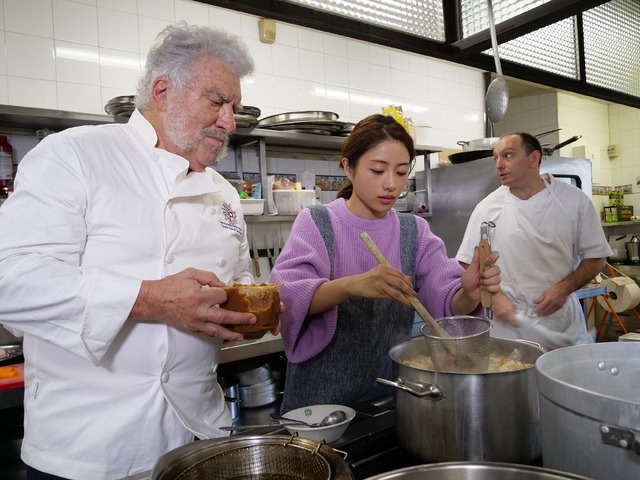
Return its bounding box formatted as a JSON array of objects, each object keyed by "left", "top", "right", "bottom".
[{"left": 0, "top": 135, "right": 14, "bottom": 188}]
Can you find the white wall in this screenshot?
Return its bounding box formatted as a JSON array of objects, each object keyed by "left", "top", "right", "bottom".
[{"left": 0, "top": 0, "right": 487, "bottom": 152}]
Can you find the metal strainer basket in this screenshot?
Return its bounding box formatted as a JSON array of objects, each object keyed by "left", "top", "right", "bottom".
[
  {"left": 419, "top": 315, "right": 491, "bottom": 373},
  {"left": 151, "top": 435, "right": 354, "bottom": 480}
]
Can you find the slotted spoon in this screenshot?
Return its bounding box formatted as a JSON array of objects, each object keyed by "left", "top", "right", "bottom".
[{"left": 485, "top": 0, "right": 509, "bottom": 123}]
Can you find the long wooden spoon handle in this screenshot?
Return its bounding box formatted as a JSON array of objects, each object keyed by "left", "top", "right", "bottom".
[{"left": 359, "top": 231, "right": 448, "bottom": 337}]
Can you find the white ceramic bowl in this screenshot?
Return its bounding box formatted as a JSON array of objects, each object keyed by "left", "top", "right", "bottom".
[{"left": 278, "top": 404, "right": 356, "bottom": 443}]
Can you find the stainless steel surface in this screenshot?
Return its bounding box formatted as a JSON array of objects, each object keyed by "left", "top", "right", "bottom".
[
  {"left": 536, "top": 342, "right": 640, "bottom": 479},
  {"left": 364, "top": 462, "right": 593, "bottom": 480},
  {"left": 258, "top": 111, "right": 339, "bottom": 127},
  {"left": 235, "top": 362, "right": 272, "bottom": 386},
  {"left": 485, "top": 0, "right": 509, "bottom": 123},
  {"left": 456, "top": 137, "right": 499, "bottom": 151},
  {"left": 151, "top": 435, "right": 355, "bottom": 480},
  {"left": 429, "top": 156, "right": 593, "bottom": 257},
  {"left": 626, "top": 235, "right": 640, "bottom": 264},
  {"left": 0, "top": 344, "right": 22, "bottom": 365},
  {"left": 219, "top": 333, "right": 284, "bottom": 364},
  {"left": 387, "top": 336, "right": 543, "bottom": 463}
]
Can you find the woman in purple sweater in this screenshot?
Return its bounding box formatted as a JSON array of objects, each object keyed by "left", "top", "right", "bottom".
[{"left": 269, "top": 114, "right": 501, "bottom": 412}]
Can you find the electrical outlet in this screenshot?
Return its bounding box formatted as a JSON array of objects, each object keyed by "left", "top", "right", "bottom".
[
  {"left": 607, "top": 144, "right": 619, "bottom": 158},
  {"left": 258, "top": 18, "right": 276, "bottom": 44}
]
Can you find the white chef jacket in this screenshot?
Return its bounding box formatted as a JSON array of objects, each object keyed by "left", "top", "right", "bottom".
[
  {"left": 0, "top": 110, "right": 254, "bottom": 479},
  {"left": 456, "top": 174, "right": 612, "bottom": 350}
]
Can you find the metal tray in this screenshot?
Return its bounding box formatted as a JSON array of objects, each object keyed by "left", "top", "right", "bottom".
[
  {"left": 0, "top": 344, "right": 23, "bottom": 366},
  {"left": 258, "top": 111, "right": 339, "bottom": 127}
]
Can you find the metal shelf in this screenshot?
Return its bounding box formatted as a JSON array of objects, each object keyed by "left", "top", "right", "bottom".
[
  {"left": 0, "top": 105, "right": 441, "bottom": 219},
  {"left": 233, "top": 127, "right": 442, "bottom": 157},
  {"left": 0, "top": 104, "right": 125, "bottom": 135},
  {"left": 232, "top": 128, "right": 441, "bottom": 219}
]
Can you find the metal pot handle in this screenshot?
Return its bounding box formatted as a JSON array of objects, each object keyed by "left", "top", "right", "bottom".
[
  {"left": 376, "top": 377, "right": 443, "bottom": 401},
  {"left": 514, "top": 339, "right": 543, "bottom": 350},
  {"left": 600, "top": 424, "right": 640, "bottom": 457}
]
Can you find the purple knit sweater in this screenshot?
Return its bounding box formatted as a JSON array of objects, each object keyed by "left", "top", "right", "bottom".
[{"left": 269, "top": 198, "right": 465, "bottom": 363}]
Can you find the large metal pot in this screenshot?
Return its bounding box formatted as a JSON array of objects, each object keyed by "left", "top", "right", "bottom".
[
  {"left": 151, "top": 435, "right": 354, "bottom": 480},
  {"left": 536, "top": 342, "right": 640, "bottom": 480},
  {"left": 364, "top": 462, "right": 592, "bottom": 480},
  {"left": 378, "top": 337, "right": 543, "bottom": 463}
]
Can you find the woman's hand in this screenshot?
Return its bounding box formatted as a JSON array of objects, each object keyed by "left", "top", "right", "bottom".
[
  {"left": 349, "top": 264, "right": 416, "bottom": 305},
  {"left": 308, "top": 264, "right": 415, "bottom": 314},
  {"left": 453, "top": 247, "right": 501, "bottom": 314}
]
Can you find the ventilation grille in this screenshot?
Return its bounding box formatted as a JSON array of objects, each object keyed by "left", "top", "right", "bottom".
[{"left": 282, "top": 0, "right": 445, "bottom": 41}]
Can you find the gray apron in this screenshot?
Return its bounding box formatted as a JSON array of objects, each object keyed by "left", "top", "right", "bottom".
[{"left": 281, "top": 206, "right": 417, "bottom": 412}]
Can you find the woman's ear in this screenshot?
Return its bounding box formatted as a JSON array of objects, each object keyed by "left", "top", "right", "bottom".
[{"left": 341, "top": 157, "right": 353, "bottom": 180}]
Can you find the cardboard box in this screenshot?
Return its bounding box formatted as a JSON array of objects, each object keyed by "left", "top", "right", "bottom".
[
  {"left": 617, "top": 205, "right": 634, "bottom": 221},
  {"left": 273, "top": 190, "right": 316, "bottom": 215}
]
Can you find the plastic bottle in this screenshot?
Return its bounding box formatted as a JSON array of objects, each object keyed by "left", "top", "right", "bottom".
[{"left": 0, "top": 136, "right": 14, "bottom": 188}]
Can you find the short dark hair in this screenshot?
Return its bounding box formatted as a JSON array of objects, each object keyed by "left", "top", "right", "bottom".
[{"left": 516, "top": 132, "right": 543, "bottom": 156}]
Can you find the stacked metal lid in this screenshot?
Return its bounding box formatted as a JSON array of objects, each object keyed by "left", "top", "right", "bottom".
[
  {"left": 234, "top": 105, "right": 261, "bottom": 129},
  {"left": 104, "top": 95, "right": 135, "bottom": 117},
  {"left": 258, "top": 110, "right": 354, "bottom": 136}
]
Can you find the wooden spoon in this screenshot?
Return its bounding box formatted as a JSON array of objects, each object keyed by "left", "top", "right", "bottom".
[{"left": 359, "top": 232, "right": 449, "bottom": 338}]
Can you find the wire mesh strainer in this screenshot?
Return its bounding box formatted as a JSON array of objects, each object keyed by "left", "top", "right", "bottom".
[
  {"left": 420, "top": 316, "right": 491, "bottom": 373},
  {"left": 152, "top": 436, "right": 354, "bottom": 480}
]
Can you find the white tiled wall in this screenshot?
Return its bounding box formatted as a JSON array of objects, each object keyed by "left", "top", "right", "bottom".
[
  {"left": 0, "top": 0, "right": 486, "bottom": 150},
  {"left": 1, "top": 0, "right": 637, "bottom": 249}
]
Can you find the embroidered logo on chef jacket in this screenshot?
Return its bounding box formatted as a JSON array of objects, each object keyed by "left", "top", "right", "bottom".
[{"left": 220, "top": 201, "right": 242, "bottom": 234}]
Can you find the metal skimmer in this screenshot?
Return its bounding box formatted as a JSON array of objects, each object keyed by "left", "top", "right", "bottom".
[{"left": 420, "top": 316, "right": 492, "bottom": 373}]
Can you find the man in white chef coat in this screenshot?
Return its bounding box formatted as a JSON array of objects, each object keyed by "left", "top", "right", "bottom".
[
  {"left": 0, "top": 23, "right": 273, "bottom": 480},
  {"left": 456, "top": 132, "right": 611, "bottom": 351}
]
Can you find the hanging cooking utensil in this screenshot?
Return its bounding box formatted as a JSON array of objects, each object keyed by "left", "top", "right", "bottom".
[
  {"left": 485, "top": 0, "right": 509, "bottom": 123},
  {"left": 478, "top": 221, "right": 496, "bottom": 320}
]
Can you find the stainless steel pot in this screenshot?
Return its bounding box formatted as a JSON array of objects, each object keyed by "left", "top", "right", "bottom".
[
  {"left": 626, "top": 235, "right": 640, "bottom": 264},
  {"left": 235, "top": 361, "right": 273, "bottom": 386},
  {"left": 457, "top": 138, "right": 500, "bottom": 151},
  {"left": 378, "top": 337, "right": 543, "bottom": 463},
  {"left": 536, "top": 342, "right": 640, "bottom": 480},
  {"left": 238, "top": 377, "right": 278, "bottom": 408},
  {"left": 364, "top": 462, "right": 592, "bottom": 480},
  {"left": 151, "top": 435, "right": 354, "bottom": 480}
]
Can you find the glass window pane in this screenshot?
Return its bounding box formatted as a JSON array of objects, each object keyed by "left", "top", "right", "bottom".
[
  {"left": 584, "top": 0, "right": 640, "bottom": 97},
  {"left": 282, "top": 0, "right": 445, "bottom": 41}
]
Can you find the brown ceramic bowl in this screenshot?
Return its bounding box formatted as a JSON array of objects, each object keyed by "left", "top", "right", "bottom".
[{"left": 221, "top": 283, "right": 282, "bottom": 339}]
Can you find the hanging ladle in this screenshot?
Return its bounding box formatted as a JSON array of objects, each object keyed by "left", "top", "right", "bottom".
[{"left": 485, "top": 0, "right": 509, "bottom": 123}]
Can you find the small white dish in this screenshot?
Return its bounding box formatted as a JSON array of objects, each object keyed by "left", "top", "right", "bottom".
[{"left": 278, "top": 404, "right": 356, "bottom": 443}]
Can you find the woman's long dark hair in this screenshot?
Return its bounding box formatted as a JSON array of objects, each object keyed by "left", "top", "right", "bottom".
[{"left": 337, "top": 114, "right": 416, "bottom": 199}]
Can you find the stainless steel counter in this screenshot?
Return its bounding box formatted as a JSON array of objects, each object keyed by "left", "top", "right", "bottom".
[{"left": 220, "top": 332, "right": 283, "bottom": 364}]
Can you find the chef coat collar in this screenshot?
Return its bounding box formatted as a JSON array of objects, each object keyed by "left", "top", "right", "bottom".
[{"left": 128, "top": 109, "right": 221, "bottom": 198}]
